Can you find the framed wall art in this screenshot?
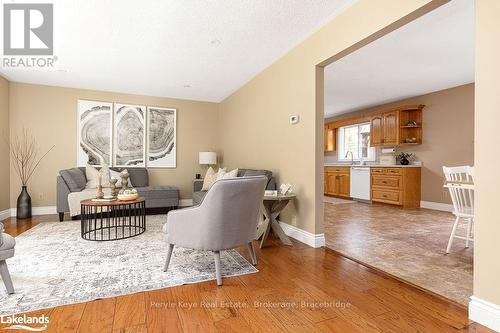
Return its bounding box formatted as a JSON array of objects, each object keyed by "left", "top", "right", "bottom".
[
  {"left": 113, "top": 103, "right": 146, "bottom": 167},
  {"left": 77, "top": 100, "right": 113, "bottom": 167},
  {"left": 147, "top": 106, "right": 177, "bottom": 168}
]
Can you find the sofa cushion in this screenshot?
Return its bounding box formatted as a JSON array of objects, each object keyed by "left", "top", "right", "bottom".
[
  {"left": 128, "top": 168, "right": 149, "bottom": 187},
  {"left": 193, "top": 191, "right": 207, "bottom": 206},
  {"left": 242, "top": 169, "right": 272, "bottom": 181},
  {"left": 60, "top": 168, "right": 87, "bottom": 192},
  {"left": 136, "top": 186, "right": 179, "bottom": 200},
  {"left": 240, "top": 169, "right": 275, "bottom": 190}
]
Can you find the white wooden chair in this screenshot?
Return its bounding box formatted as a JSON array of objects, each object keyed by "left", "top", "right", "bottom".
[{"left": 442, "top": 166, "right": 474, "bottom": 254}]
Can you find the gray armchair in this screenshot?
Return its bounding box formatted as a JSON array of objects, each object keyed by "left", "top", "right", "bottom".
[
  {"left": 163, "top": 176, "right": 267, "bottom": 286},
  {"left": 0, "top": 223, "right": 15, "bottom": 294}
]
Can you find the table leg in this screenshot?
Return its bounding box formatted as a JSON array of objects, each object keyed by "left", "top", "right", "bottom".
[
  {"left": 260, "top": 219, "right": 272, "bottom": 249},
  {"left": 256, "top": 218, "right": 269, "bottom": 240},
  {"left": 272, "top": 220, "right": 293, "bottom": 246}
]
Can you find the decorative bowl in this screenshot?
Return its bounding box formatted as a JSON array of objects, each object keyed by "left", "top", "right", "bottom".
[{"left": 117, "top": 193, "right": 139, "bottom": 201}]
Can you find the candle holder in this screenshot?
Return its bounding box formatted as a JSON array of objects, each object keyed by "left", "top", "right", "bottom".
[
  {"left": 96, "top": 175, "right": 104, "bottom": 199},
  {"left": 119, "top": 170, "right": 130, "bottom": 194},
  {"left": 110, "top": 178, "right": 118, "bottom": 198}
]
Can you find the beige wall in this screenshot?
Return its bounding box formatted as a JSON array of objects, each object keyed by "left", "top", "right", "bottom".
[
  {"left": 325, "top": 83, "right": 474, "bottom": 204},
  {"left": 8, "top": 83, "right": 219, "bottom": 207},
  {"left": 474, "top": 0, "right": 500, "bottom": 307},
  {"left": 0, "top": 76, "right": 9, "bottom": 211},
  {"left": 219, "top": 0, "right": 437, "bottom": 234}
]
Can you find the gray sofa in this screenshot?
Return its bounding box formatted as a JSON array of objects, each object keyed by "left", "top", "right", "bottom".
[
  {"left": 192, "top": 168, "right": 276, "bottom": 206},
  {"left": 57, "top": 167, "right": 179, "bottom": 221}
]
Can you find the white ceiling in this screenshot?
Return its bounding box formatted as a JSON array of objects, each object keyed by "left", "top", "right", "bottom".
[
  {"left": 324, "top": 0, "right": 474, "bottom": 118},
  {"left": 0, "top": 0, "right": 356, "bottom": 102}
]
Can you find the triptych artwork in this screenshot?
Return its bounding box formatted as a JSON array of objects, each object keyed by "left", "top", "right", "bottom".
[{"left": 77, "top": 100, "right": 176, "bottom": 168}]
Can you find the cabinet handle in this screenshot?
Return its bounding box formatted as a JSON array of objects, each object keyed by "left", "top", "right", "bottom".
[
  {"left": 382, "top": 181, "right": 387, "bottom": 184},
  {"left": 382, "top": 194, "right": 387, "bottom": 198}
]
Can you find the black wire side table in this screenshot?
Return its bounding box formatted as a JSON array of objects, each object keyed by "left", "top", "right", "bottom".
[{"left": 80, "top": 197, "right": 146, "bottom": 241}]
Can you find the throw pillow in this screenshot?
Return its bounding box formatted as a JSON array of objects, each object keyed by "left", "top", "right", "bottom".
[
  {"left": 85, "top": 164, "right": 111, "bottom": 189},
  {"left": 201, "top": 167, "right": 223, "bottom": 191},
  {"left": 219, "top": 168, "right": 239, "bottom": 180},
  {"left": 60, "top": 168, "right": 87, "bottom": 192}
]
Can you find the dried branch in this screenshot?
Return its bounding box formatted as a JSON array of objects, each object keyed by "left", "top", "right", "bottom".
[{"left": 8, "top": 129, "right": 55, "bottom": 186}]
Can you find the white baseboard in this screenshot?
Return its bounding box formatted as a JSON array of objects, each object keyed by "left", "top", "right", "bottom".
[
  {"left": 420, "top": 201, "right": 453, "bottom": 212},
  {"left": 9, "top": 206, "right": 57, "bottom": 217},
  {"left": 0, "top": 209, "right": 10, "bottom": 221},
  {"left": 179, "top": 199, "right": 193, "bottom": 207},
  {"left": 279, "top": 222, "right": 325, "bottom": 248},
  {"left": 469, "top": 296, "right": 500, "bottom": 332}
]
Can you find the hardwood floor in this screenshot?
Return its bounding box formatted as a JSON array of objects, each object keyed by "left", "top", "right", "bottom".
[{"left": 0, "top": 215, "right": 493, "bottom": 332}]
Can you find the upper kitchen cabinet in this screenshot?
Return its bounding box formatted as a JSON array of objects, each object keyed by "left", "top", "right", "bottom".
[
  {"left": 324, "top": 124, "right": 336, "bottom": 152},
  {"left": 382, "top": 111, "right": 399, "bottom": 145},
  {"left": 370, "top": 105, "right": 424, "bottom": 147},
  {"left": 370, "top": 115, "right": 383, "bottom": 146},
  {"left": 399, "top": 105, "right": 423, "bottom": 145}
]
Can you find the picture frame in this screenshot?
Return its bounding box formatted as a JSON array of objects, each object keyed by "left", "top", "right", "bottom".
[
  {"left": 146, "top": 106, "right": 177, "bottom": 168},
  {"left": 113, "top": 103, "right": 146, "bottom": 167},
  {"left": 77, "top": 100, "right": 113, "bottom": 167}
]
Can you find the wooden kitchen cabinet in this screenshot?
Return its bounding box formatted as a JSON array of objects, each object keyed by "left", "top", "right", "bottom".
[
  {"left": 370, "top": 167, "right": 421, "bottom": 208},
  {"left": 369, "top": 105, "right": 423, "bottom": 147},
  {"left": 324, "top": 167, "right": 350, "bottom": 198},
  {"left": 324, "top": 124, "right": 336, "bottom": 152},
  {"left": 337, "top": 173, "right": 350, "bottom": 197},
  {"left": 382, "top": 111, "right": 399, "bottom": 145},
  {"left": 370, "top": 115, "right": 383, "bottom": 146},
  {"left": 326, "top": 172, "right": 337, "bottom": 195},
  {"left": 370, "top": 111, "right": 399, "bottom": 146}
]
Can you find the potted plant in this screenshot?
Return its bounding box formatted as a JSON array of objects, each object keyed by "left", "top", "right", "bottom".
[
  {"left": 9, "top": 129, "right": 54, "bottom": 219},
  {"left": 396, "top": 152, "right": 414, "bottom": 165}
]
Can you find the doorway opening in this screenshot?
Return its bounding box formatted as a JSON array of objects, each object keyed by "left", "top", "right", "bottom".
[{"left": 318, "top": 0, "right": 474, "bottom": 306}]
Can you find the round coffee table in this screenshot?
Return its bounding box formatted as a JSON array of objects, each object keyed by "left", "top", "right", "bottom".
[{"left": 80, "top": 197, "right": 146, "bottom": 241}]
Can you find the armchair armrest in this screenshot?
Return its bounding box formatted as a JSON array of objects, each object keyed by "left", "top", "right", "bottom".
[
  {"left": 57, "top": 176, "right": 71, "bottom": 213},
  {"left": 0, "top": 222, "right": 4, "bottom": 247}
]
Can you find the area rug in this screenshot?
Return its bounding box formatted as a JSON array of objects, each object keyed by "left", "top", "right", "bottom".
[{"left": 0, "top": 215, "right": 258, "bottom": 316}]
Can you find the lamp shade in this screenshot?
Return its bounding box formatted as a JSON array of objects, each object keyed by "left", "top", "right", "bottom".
[{"left": 199, "top": 152, "right": 217, "bottom": 165}]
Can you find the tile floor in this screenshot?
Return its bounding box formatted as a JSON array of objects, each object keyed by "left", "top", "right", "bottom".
[{"left": 324, "top": 201, "right": 472, "bottom": 305}]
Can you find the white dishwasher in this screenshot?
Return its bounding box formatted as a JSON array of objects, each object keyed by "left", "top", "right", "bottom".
[{"left": 350, "top": 167, "right": 371, "bottom": 202}]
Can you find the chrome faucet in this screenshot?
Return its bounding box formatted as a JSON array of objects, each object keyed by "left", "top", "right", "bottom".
[{"left": 345, "top": 151, "right": 354, "bottom": 165}]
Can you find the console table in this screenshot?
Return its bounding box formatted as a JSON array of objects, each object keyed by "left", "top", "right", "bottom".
[{"left": 80, "top": 197, "right": 146, "bottom": 241}]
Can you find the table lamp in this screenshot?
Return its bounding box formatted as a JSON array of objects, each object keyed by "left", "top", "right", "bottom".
[{"left": 198, "top": 152, "right": 217, "bottom": 178}]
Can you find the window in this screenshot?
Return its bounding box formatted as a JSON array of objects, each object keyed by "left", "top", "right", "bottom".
[{"left": 337, "top": 123, "right": 376, "bottom": 162}]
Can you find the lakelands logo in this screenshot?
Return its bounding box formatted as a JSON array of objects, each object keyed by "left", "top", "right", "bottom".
[
  {"left": 2, "top": 3, "right": 57, "bottom": 69},
  {"left": 0, "top": 314, "right": 49, "bottom": 331}
]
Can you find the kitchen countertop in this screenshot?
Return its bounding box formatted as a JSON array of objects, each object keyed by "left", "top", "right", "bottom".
[{"left": 324, "top": 163, "right": 422, "bottom": 168}]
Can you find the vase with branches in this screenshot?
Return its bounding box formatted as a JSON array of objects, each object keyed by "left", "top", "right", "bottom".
[{"left": 9, "top": 129, "right": 55, "bottom": 219}]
